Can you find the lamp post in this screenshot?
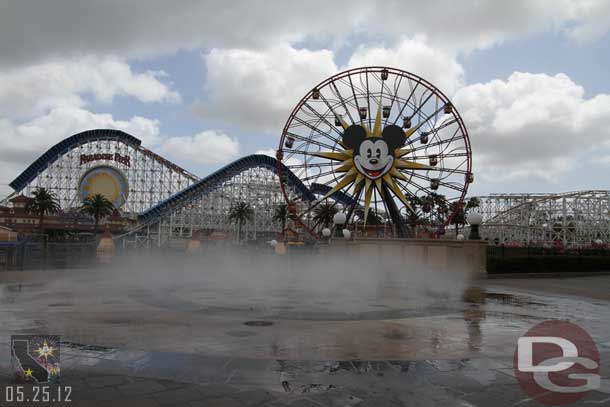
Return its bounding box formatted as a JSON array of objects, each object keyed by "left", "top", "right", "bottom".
[
  {"left": 333, "top": 211, "right": 347, "bottom": 238},
  {"left": 466, "top": 212, "right": 483, "bottom": 240},
  {"left": 322, "top": 228, "right": 331, "bottom": 238}
]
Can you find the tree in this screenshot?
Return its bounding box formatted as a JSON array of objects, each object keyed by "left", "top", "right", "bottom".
[
  {"left": 26, "top": 187, "right": 61, "bottom": 234},
  {"left": 272, "top": 203, "right": 288, "bottom": 233},
  {"left": 228, "top": 201, "right": 254, "bottom": 243},
  {"left": 313, "top": 201, "right": 337, "bottom": 229},
  {"left": 450, "top": 197, "right": 480, "bottom": 237},
  {"left": 80, "top": 194, "right": 115, "bottom": 233}
]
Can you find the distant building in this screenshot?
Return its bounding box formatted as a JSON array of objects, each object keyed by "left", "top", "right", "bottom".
[
  {"left": 0, "top": 226, "right": 18, "bottom": 242},
  {"left": 0, "top": 195, "right": 134, "bottom": 237},
  {"left": 0, "top": 196, "right": 40, "bottom": 232}
]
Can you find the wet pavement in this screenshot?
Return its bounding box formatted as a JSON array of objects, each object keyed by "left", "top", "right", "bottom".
[{"left": 1, "top": 257, "right": 609, "bottom": 406}]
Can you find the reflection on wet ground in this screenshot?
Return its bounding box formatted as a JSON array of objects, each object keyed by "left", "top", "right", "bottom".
[
  {"left": 1, "top": 270, "right": 609, "bottom": 404},
  {"left": 1, "top": 273, "right": 609, "bottom": 360}
]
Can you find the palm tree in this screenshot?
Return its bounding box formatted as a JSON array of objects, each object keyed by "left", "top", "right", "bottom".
[
  {"left": 273, "top": 203, "right": 289, "bottom": 233},
  {"left": 313, "top": 201, "right": 337, "bottom": 229},
  {"left": 26, "top": 187, "right": 61, "bottom": 234},
  {"left": 228, "top": 201, "right": 254, "bottom": 243},
  {"left": 80, "top": 194, "right": 115, "bottom": 233}
]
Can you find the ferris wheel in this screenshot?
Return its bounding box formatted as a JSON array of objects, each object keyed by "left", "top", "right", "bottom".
[{"left": 277, "top": 66, "right": 473, "bottom": 237}]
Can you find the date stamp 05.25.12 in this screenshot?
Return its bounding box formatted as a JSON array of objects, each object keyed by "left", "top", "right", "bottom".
[{"left": 4, "top": 335, "right": 72, "bottom": 406}]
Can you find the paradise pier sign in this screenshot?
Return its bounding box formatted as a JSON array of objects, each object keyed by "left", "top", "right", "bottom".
[{"left": 80, "top": 152, "right": 131, "bottom": 167}]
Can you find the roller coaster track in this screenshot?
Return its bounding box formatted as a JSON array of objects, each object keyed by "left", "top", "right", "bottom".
[
  {"left": 137, "top": 154, "right": 315, "bottom": 225},
  {"left": 477, "top": 190, "right": 610, "bottom": 246},
  {"left": 309, "top": 183, "right": 357, "bottom": 207},
  {"left": 9, "top": 129, "right": 198, "bottom": 194},
  {"left": 482, "top": 190, "right": 609, "bottom": 224}
]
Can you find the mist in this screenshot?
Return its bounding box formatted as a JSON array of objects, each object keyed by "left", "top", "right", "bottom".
[
  {"left": 1, "top": 245, "right": 477, "bottom": 361},
  {"left": 58, "top": 245, "right": 473, "bottom": 317}
]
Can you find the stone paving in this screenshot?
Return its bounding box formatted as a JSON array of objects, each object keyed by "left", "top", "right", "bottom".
[
  {"left": 1, "top": 351, "right": 609, "bottom": 406},
  {"left": 1, "top": 266, "right": 610, "bottom": 406}
]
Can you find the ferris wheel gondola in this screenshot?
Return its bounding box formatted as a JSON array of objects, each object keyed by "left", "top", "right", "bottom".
[{"left": 277, "top": 66, "right": 472, "bottom": 238}]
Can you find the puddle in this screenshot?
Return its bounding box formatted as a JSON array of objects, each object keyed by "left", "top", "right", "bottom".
[
  {"left": 101, "top": 318, "right": 137, "bottom": 325},
  {"left": 226, "top": 330, "right": 257, "bottom": 337},
  {"left": 383, "top": 329, "right": 411, "bottom": 341},
  {"left": 485, "top": 292, "right": 546, "bottom": 306},
  {"left": 244, "top": 320, "right": 274, "bottom": 327},
  {"left": 326, "top": 360, "right": 414, "bottom": 375},
  {"left": 60, "top": 341, "right": 115, "bottom": 353},
  {"left": 298, "top": 383, "right": 337, "bottom": 393},
  {"left": 370, "top": 304, "right": 390, "bottom": 308},
  {"left": 4, "top": 283, "right": 44, "bottom": 292},
  {"left": 463, "top": 288, "right": 547, "bottom": 307}
]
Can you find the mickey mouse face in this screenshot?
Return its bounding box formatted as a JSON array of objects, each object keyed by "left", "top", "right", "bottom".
[{"left": 342, "top": 124, "right": 406, "bottom": 180}]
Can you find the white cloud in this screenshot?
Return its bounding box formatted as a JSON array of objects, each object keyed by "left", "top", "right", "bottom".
[
  {"left": 197, "top": 45, "right": 337, "bottom": 132},
  {"left": 255, "top": 149, "right": 277, "bottom": 157},
  {"left": 0, "top": 107, "right": 162, "bottom": 163},
  {"left": 160, "top": 130, "right": 239, "bottom": 166},
  {"left": 199, "top": 37, "right": 465, "bottom": 132},
  {"left": 0, "top": 107, "right": 162, "bottom": 196},
  {"left": 346, "top": 37, "right": 465, "bottom": 95},
  {"left": 453, "top": 72, "right": 610, "bottom": 185},
  {"left": 0, "top": 56, "right": 179, "bottom": 120}
]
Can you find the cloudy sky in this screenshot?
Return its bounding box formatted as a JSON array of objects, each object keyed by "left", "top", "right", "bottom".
[{"left": 1, "top": 0, "right": 610, "bottom": 197}]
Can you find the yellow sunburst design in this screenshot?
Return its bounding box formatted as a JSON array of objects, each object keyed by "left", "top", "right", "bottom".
[
  {"left": 79, "top": 166, "right": 129, "bottom": 208},
  {"left": 312, "top": 103, "right": 432, "bottom": 224},
  {"left": 35, "top": 340, "right": 56, "bottom": 360},
  {"left": 83, "top": 172, "right": 121, "bottom": 203}
]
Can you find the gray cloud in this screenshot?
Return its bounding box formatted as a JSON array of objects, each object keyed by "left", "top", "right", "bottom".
[{"left": 1, "top": 0, "right": 607, "bottom": 68}]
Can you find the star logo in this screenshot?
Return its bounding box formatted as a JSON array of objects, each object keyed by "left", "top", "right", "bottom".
[{"left": 36, "top": 340, "right": 56, "bottom": 360}]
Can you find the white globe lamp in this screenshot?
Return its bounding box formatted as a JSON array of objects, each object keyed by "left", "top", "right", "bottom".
[
  {"left": 333, "top": 211, "right": 347, "bottom": 226},
  {"left": 466, "top": 211, "right": 483, "bottom": 240}
]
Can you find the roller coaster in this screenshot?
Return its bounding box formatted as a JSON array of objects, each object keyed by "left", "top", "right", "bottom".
[
  {"left": 476, "top": 191, "right": 610, "bottom": 247},
  {"left": 6, "top": 129, "right": 198, "bottom": 213},
  {"left": 3, "top": 129, "right": 609, "bottom": 248},
  {"left": 2, "top": 130, "right": 320, "bottom": 247}
]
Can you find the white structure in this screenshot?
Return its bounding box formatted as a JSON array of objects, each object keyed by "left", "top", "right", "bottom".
[
  {"left": 121, "top": 164, "right": 297, "bottom": 247},
  {"left": 3, "top": 130, "right": 198, "bottom": 214},
  {"left": 476, "top": 191, "right": 610, "bottom": 247}
]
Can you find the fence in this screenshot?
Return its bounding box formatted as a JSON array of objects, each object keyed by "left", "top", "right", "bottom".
[
  {"left": 0, "top": 241, "right": 96, "bottom": 271},
  {"left": 487, "top": 245, "right": 610, "bottom": 274}
]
